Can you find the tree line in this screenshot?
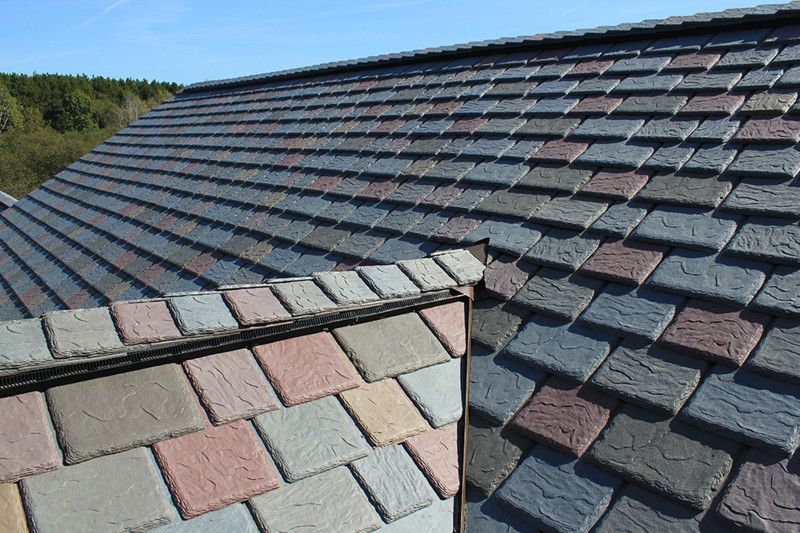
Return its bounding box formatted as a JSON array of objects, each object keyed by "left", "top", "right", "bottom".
[{"left": 0, "top": 73, "right": 182, "bottom": 198}]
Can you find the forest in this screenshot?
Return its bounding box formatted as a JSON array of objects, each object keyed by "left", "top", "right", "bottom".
[{"left": 0, "top": 73, "right": 182, "bottom": 198}]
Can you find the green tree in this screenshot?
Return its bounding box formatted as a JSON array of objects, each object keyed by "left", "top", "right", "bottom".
[
  {"left": 0, "top": 82, "right": 23, "bottom": 133},
  {"left": 51, "top": 89, "right": 95, "bottom": 132}
]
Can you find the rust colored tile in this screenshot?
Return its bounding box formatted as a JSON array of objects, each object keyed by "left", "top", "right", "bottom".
[
  {"left": 735, "top": 117, "right": 800, "bottom": 143},
  {"left": 154, "top": 420, "right": 281, "bottom": 518},
  {"left": 358, "top": 179, "right": 403, "bottom": 201},
  {"left": 254, "top": 332, "right": 362, "bottom": 406},
  {"left": 418, "top": 301, "right": 468, "bottom": 357},
  {"left": 0, "top": 392, "right": 60, "bottom": 483},
  {"left": 111, "top": 300, "right": 182, "bottom": 345},
  {"left": 224, "top": 287, "right": 291, "bottom": 326},
  {"left": 308, "top": 174, "right": 344, "bottom": 193},
  {"left": 570, "top": 96, "right": 623, "bottom": 115},
  {"left": 430, "top": 101, "right": 464, "bottom": 115},
  {"left": 568, "top": 59, "right": 614, "bottom": 76},
  {"left": 448, "top": 117, "right": 489, "bottom": 134},
  {"left": 433, "top": 214, "right": 483, "bottom": 243},
  {"left": 339, "top": 379, "right": 428, "bottom": 446},
  {"left": 664, "top": 52, "right": 720, "bottom": 71},
  {"left": 0, "top": 483, "right": 28, "bottom": 533},
  {"left": 679, "top": 93, "right": 745, "bottom": 115},
  {"left": 660, "top": 300, "right": 769, "bottom": 366},
  {"left": 580, "top": 169, "right": 651, "bottom": 200},
  {"left": 404, "top": 423, "right": 460, "bottom": 498},
  {"left": 424, "top": 183, "right": 463, "bottom": 208},
  {"left": 510, "top": 376, "right": 618, "bottom": 457},
  {"left": 484, "top": 256, "right": 534, "bottom": 300},
  {"left": 373, "top": 119, "right": 406, "bottom": 134},
  {"left": 184, "top": 349, "right": 280, "bottom": 424},
  {"left": 532, "top": 139, "right": 589, "bottom": 163},
  {"left": 579, "top": 238, "right": 667, "bottom": 285}
]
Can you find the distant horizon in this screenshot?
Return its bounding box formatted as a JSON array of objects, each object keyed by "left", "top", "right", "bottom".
[{"left": 1, "top": 0, "right": 769, "bottom": 85}]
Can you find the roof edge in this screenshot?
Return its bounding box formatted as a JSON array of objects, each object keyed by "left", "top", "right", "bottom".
[{"left": 183, "top": 1, "right": 800, "bottom": 93}]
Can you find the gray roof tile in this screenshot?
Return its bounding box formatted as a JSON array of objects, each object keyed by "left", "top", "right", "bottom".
[
  {"left": 349, "top": 444, "right": 435, "bottom": 522},
  {"left": 254, "top": 395, "right": 370, "bottom": 481},
  {"left": 504, "top": 314, "right": 615, "bottom": 382},
  {"left": 726, "top": 217, "right": 800, "bottom": 265},
  {"left": 0, "top": 318, "right": 52, "bottom": 370},
  {"left": 590, "top": 201, "right": 651, "bottom": 237},
  {"left": 524, "top": 228, "right": 603, "bottom": 270},
  {"left": 747, "top": 317, "right": 800, "bottom": 384},
  {"left": 576, "top": 142, "right": 654, "bottom": 168},
  {"left": 588, "top": 403, "right": 739, "bottom": 510},
  {"left": 531, "top": 196, "right": 609, "bottom": 230},
  {"left": 753, "top": 265, "right": 800, "bottom": 317},
  {"left": 466, "top": 415, "right": 529, "bottom": 496},
  {"left": 723, "top": 178, "right": 800, "bottom": 218},
  {"left": 512, "top": 267, "right": 603, "bottom": 320},
  {"left": 168, "top": 293, "right": 239, "bottom": 335},
  {"left": 433, "top": 249, "right": 485, "bottom": 285},
  {"left": 21, "top": 447, "right": 175, "bottom": 533},
  {"left": 271, "top": 279, "right": 338, "bottom": 314},
  {"left": 398, "top": 358, "right": 462, "bottom": 428},
  {"left": 356, "top": 264, "right": 420, "bottom": 298},
  {"left": 579, "top": 284, "right": 683, "bottom": 341},
  {"left": 469, "top": 347, "right": 544, "bottom": 425},
  {"left": 495, "top": 446, "right": 621, "bottom": 533},
  {"left": 590, "top": 341, "right": 706, "bottom": 414},
  {"left": 648, "top": 249, "right": 768, "bottom": 305},
  {"left": 44, "top": 307, "right": 124, "bottom": 357},
  {"left": 728, "top": 145, "right": 800, "bottom": 179},
  {"left": 682, "top": 366, "right": 800, "bottom": 456},
  {"left": 632, "top": 206, "right": 741, "bottom": 250},
  {"left": 636, "top": 173, "right": 733, "bottom": 208}
]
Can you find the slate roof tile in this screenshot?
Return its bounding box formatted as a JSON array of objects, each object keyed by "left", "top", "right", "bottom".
[
  {"left": 357, "top": 264, "right": 420, "bottom": 298},
  {"left": 418, "top": 300, "right": 467, "bottom": 357},
  {"left": 0, "top": 392, "right": 60, "bottom": 483},
  {"left": 512, "top": 267, "right": 603, "bottom": 320},
  {"left": 740, "top": 90, "right": 798, "bottom": 114},
  {"left": 579, "top": 238, "right": 666, "bottom": 285},
  {"left": 349, "top": 444, "right": 435, "bottom": 522},
  {"left": 595, "top": 484, "right": 727, "bottom": 533},
  {"left": 222, "top": 287, "right": 292, "bottom": 325},
  {"left": 398, "top": 358, "right": 462, "bottom": 428},
  {"left": 728, "top": 145, "right": 800, "bottom": 179},
  {"left": 0, "top": 483, "right": 27, "bottom": 533},
  {"left": 590, "top": 200, "right": 650, "bottom": 237},
  {"left": 496, "top": 446, "right": 621, "bottom": 533},
  {"left": 511, "top": 376, "right": 618, "bottom": 457},
  {"left": 183, "top": 349, "right": 279, "bottom": 425},
  {"left": 248, "top": 467, "right": 381, "bottom": 532},
  {"left": 168, "top": 293, "right": 239, "bottom": 334},
  {"left": 333, "top": 311, "right": 450, "bottom": 381},
  {"left": 312, "top": 270, "right": 379, "bottom": 305},
  {"left": 518, "top": 165, "right": 593, "bottom": 193},
  {"left": 0, "top": 318, "right": 51, "bottom": 371},
  {"left": 647, "top": 249, "right": 768, "bottom": 305},
  {"left": 44, "top": 307, "right": 124, "bottom": 357},
  {"left": 471, "top": 298, "right": 528, "bottom": 351},
  {"left": 576, "top": 141, "right": 654, "bottom": 168},
  {"left": 466, "top": 414, "right": 530, "bottom": 496},
  {"left": 588, "top": 403, "right": 739, "bottom": 510},
  {"left": 339, "top": 378, "right": 428, "bottom": 446},
  {"left": 722, "top": 177, "right": 800, "bottom": 218},
  {"left": 469, "top": 347, "right": 544, "bottom": 425},
  {"left": 21, "top": 447, "right": 175, "bottom": 533},
  {"left": 47, "top": 364, "right": 205, "bottom": 464},
  {"left": 505, "top": 314, "right": 615, "bottom": 382},
  {"left": 531, "top": 196, "right": 609, "bottom": 230},
  {"left": 682, "top": 365, "right": 800, "bottom": 456},
  {"left": 714, "top": 448, "right": 800, "bottom": 532},
  {"left": 153, "top": 504, "right": 260, "bottom": 532},
  {"left": 254, "top": 395, "right": 370, "bottom": 482},
  {"left": 524, "top": 227, "right": 603, "bottom": 270},
  {"left": 153, "top": 420, "right": 281, "bottom": 518},
  {"left": 404, "top": 423, "right": 460, "bottom": 498},
  {"left": 531, "top": 139, "right": 589, "bottom": 163},
  {"left": 634, "top": 206, "right": 740, "bottom": 252},
  {"left": 433, "top": 248, "right": 485, "bottom": 285},
  {"left": 110, "top": 300, "right": 182, "bottom": 344},
  {"left": 748, "top": 317, "right": 800, "bottom": 384},
  {"left": 253, "top": 332, "right": 361, "bottom": 405}
]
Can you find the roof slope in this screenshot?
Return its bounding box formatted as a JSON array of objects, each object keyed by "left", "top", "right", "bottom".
[
  {"left": 1, "top": 2, "right": 800, "bottom": 532},
  {"left": 0, "top": 250, "right": 480, "bottom": 532}
]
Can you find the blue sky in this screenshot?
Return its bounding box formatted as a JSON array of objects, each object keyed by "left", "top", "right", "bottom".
[{"left": 1, "top": 0, "right": 769, "bottom": 85}]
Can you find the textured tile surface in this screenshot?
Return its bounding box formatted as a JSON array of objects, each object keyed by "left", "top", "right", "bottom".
[
  {"left": 0, "top": 319, "right": 51, "bottom": 370},
  {"left": 349, "top": 444, "right": 434, "bottom": 522},
  {"left": 154, "top": 420, "right": 281, "bottom": 518},
  {"left": 333, "top": 312, "right": 450, "bottom": 381},
  {"left": 418, "top": 301, "right": 467, "bottom": 357},
  {"left": 44, "top": 307, "right": 123, "bottom": 357},
  {"left": 496, "top": 446, "right": 621, "bottom": 533},
  {"left": 249, "top": 467, "right": 381, "bottom": 533},
  {"left": 339, "top": 378, "right": 428, "bottom": 446},
  {"left": 467, "top": 415, "right": 529, "bottom": 495},
  {"left": 589, "top": 403, "right": 739, "bottom": 510},
  {"left": 404, "top": 423, "right": 460, "bottom": 498},
  {"left": 183, "top": 349, "right": 279, "bottom": 424},
  {"left": 0, "top": 393, "right": 59, "bottom": 483},
  {"left": 152, "top": 504, "right": 259, "bottom": 533},
  {"left": 398, "top": 358, "right": 463, "bottom": 428},
  {"left": 111, "top": 300, "right": 182, "bottom": 344},
  {"left": 47, "top": 364, "right": 205, "bottom": 463},
  {"left": 223, "top": 287, "right": 292, "bottom": 326},
  {"left": 254, "top": 395, "right": 370, "bottom": 481},
  {"left": 253, "top": 332, "right": 361, "bottom": 405},
  {"left": 22, "top": 447, "right": 175, "bottom": 533},
  {"left": 0, "top": 483, "right": 28, "bottom": 533},
  {"left": 168, "top": 294, "right": 239, "bottom": 334}
]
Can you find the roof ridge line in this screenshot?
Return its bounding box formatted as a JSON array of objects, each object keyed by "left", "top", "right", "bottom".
[{"left": 183, "top": 1, "right": 800, "bottom": 93}]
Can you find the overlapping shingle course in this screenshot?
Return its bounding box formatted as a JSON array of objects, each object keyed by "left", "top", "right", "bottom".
[
  {"left": 3, "top": 2, "right": 800, "bottom": 531},
  {"left": 0, "top": 250, "right": 477, "bottom": 531}
]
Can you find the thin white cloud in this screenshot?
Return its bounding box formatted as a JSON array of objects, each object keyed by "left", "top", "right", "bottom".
[{"left": 67, "top": 0, "right": 131, "bottom": 33}]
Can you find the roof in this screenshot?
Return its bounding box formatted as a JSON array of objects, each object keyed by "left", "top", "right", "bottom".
[
  {"left": 0, "top": 249, "right": 480, "bottom": 532},
  {"left": 0, "top": 191, "right": 16, "bottom": 209},
  {"left": 1, "top": 1, "right": 800, "bottom": 531}
]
